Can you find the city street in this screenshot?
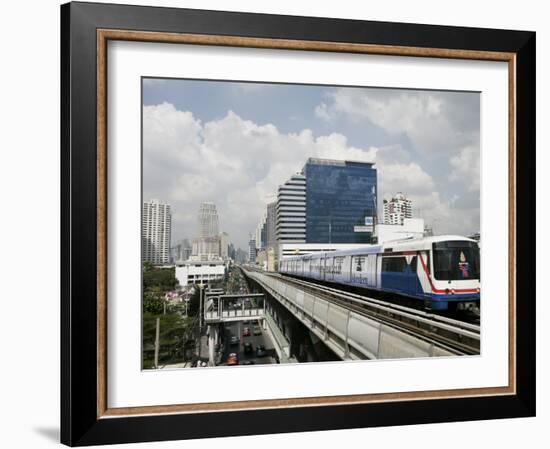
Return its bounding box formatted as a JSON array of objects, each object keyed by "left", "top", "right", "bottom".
[{"left": 221, "top": 320, "right": 276, "bottom": 366}]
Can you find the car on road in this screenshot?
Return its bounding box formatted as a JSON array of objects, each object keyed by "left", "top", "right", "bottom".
[
  {"left": 241, "top": 360, "right": 255, "bottom": 365},
  {"left": 242, "top": 327, "right": 251, "bottom": 337},
  {"left": 253, "top": 326, "right": 262, "bottom": 336},
  {"left": 229, "top": 336, "right": 239, "bottom": 346},
  {"left": 243, "top": 342, "right": 253, "bottom": 354},
  {"left": 256, "top": 345, "right": 267, "bottom": 357},
  {"left": 227, "top": 353, "right": 238, "bottom": 366}
]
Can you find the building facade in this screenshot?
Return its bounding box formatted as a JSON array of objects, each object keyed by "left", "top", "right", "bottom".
[
  {"left": 266, "top": 201, "right": 277, "bottom": 248},
  {"left": 255, "top": 210, "right": 267, "bottom": 252},
  {"left": 248, "top": 235, "right": 257, "bottom": 262},
  {"left": 374, "top": 218, "right": 424, "bottom": 243},
  {"left": 142, "top": 199, "right": 171, "bottom": 265},
  {"left": 304, "top": 158, "right": 377, "bottom": 244},
  {"left": 192, "top": 236, "right": 221, "bottom": 260},
  {"left": 276, "top": 172, "right": 306, "bottom": 244},
  {"left": 192, "top": 202, "right": 222, "bottom": 261},
  {"left": 219, "top": 232, "right": 230, "bottom": 260},
  {"left": 383, "top": 192, "right": 412, "bottom": 225},
  {"left": 198, "top": 202, "right": 219, "bottom": 238},
  {"left": 170, "top": 238, "right": 192, "bottom": 263},
  {"left": 175, "top": 260, "right": 226, "bottom": 286}
]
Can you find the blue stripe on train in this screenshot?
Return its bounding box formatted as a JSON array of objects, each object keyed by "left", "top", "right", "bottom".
[{"left": 381, "top": 268, "right": 424, "bottom": 298}]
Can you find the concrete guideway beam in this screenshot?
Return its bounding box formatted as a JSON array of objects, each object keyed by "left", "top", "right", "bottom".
[{"left": 243, "top": 269, "right": 457, "bottom": 360}]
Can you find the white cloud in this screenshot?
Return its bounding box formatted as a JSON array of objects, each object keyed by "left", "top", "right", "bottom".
[
  {"left": 143, "top": 104, "right": 376, "bottom": 248},
  {"left": 144, "top": 102, "right": 480, "bottom": 249},
  {"left": 316, "top": 88, "right": 479, "bottom": 157},
  {"left": 373, "top": 146, "right": 474, "bottom": 235},
  {"left": 450, "top": 145, "right": 480, "bottom": 192},
  {"left": 314, "top": 88, "right": 480, "bottom": 225},
  {"left": 314, "top": 103, "right": 332, "bottom": 121}
]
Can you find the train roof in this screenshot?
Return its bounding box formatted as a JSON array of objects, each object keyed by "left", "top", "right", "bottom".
[{"left": 282, "top": 235, "right": 478, "bottom": 261}]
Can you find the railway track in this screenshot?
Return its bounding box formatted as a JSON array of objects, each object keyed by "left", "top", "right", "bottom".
[{"left": 245, "top": 268, "right": 480, "bottom": 356}]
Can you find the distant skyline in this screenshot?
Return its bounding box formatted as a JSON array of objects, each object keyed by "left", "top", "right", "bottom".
[{"left": 143, "top": 78, "right": 480, "bottom": 249}]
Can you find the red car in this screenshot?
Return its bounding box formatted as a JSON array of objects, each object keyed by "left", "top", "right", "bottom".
[
  {"left": 227, "top": 353, "right": 238, "bottom": 366},
  {"left": 242, "top": 327, "right": 251, "bottom": 337}
]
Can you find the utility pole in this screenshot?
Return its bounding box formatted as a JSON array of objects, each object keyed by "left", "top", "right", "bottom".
[
  {"left": 199, "top": 284, "right": 204, "bottom": 334},
  {"left": 198, "top": 284, "right": 204, "bottom": 360},
  {"left": 154, "top": 317, "right": 160, "bottom": 369}
]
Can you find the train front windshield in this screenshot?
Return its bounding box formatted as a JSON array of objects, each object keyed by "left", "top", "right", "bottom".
[{"left": 432, "top": 241, "right": 480, "bottom": 281}]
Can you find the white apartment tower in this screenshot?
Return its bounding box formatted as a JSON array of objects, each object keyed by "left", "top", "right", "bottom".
[
  {"left": 383, "top": 192, "right": 413, "bottom": 225},
  {"left": 276, "top": 172, "right": 306, "bottom": 243},
  {"left": 142, "top": 199, "right": 172, "bottom": 265}
]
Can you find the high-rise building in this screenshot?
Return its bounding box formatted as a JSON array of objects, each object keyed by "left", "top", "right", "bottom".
[
  {"left": 198, "top": 202, "right": 219, "bottom": 238},
  {"left": 304, "top": 158, "right": 377, "bottom": 244},
  {"left": 383, "top": 192, "right": 412, "bottom": 225},
  {"left": 266, "top": 201, "right": 277, "bottom": 248},
  {"left": 142, "top": 199, "right": 171, "bottom": 265},
  {"left": 248, "top": 235, "right": 257, "bottom": 262},
  {"left": 255, "top": 201, "right": 277, "bottom": 253},
  {"left": 255, "top": 210, "right": 267, "bottom": 251},
  {"left": 235, "top": 248, "right": 248, "bottom": 264},
  {"left": 170, "top": 238, "right": 192, "bottom": 263},
  {"left": 192, "top": 202, "right": 222, "bottom": 261},
  {"left": 276, "top": 172, "right": 306, "bottom": 244},
  {"left": 219, "top": 232, "right": 230, "bottom": 260},
  {"left": 228, "top": 243, "right": 236, "bottom": 261},
  {"left": 192, "top": 237, "right": 220, "bottom": 260}
]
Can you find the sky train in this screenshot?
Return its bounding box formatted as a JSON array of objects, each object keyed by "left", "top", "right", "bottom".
[{"left": 278, "top": 235, "right": 480, "bottom": 311}]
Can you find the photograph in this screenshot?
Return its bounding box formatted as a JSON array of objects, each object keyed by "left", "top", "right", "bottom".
[
  {"left": 56, "top": 1, "right": 536, "bottom": 445},
  {"left": 141, "top": 78, "right": 481, "bottom": 370}
]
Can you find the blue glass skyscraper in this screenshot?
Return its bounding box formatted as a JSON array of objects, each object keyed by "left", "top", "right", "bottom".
[{"left": 304, "top": 158, "right": 377, "bottom": 244}]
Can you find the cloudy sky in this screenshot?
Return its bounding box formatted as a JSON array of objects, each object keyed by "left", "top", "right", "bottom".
[{"left": 143, "top": 78, "right": 480, "bottom": 250}]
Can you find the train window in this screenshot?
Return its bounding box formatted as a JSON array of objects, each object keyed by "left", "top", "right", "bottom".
[
  {"left": 433, "top": 241, "right": 480, "bottom": 280},
  {"left": 334, "top": 256, "right": 344, "bottom": 274},
  {"left": 382, "top": 257, "right": 407, "bottom": 273},
  {"left": 326, "top": 258, "right": 333, "bottom": 274},
  {"left": 410, "top": 256, "right": 417, "bottom": 272}
]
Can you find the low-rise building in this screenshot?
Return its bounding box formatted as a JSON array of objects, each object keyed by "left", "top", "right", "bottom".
[
  {"left": 175, "top": 260, "right": 226, "bottom": 286},
  {"left": 374, "top": 218, "right": 424, "bottom": 243}
]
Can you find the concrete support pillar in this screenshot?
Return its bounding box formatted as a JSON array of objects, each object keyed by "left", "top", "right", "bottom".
[{"left": 208, "top": 326, "right": 217, "bottom": 366}]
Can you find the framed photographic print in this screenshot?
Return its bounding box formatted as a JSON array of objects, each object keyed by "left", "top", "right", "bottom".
[{"left": 60, "top": 1, "right": 536, "bottom": 446}]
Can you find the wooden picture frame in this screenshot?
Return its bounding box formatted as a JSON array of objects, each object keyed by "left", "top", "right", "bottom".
[{"left": 61, "top": 1, "right": 535, "bottom": 446}]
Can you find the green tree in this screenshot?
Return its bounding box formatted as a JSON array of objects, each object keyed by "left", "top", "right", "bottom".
[
  {"left": 143, "top": 265, "right": 177, "bottom": 290},
  {"left": 143, "top": 288, "right": 165, "bottom": 315},
  {"left": 142, "top": 312, "right": 198, "bottom": 368}
]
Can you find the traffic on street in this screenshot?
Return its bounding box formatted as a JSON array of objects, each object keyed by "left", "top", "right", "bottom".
[{"left": 221, "top": 319, "right": 276, "bottom": 366}]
